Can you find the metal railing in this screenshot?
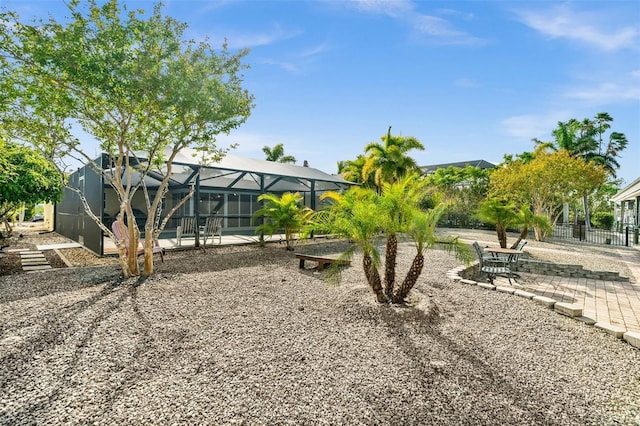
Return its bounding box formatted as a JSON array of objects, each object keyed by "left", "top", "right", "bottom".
[{"left": 551, "top": 224, "right": 638, "bottom": 247}]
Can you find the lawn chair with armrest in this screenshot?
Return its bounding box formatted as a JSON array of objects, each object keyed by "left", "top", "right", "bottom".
[
  {"left": 176, "top": 216, "right": 197, "bottom": 247},
  {"left": 202, "top": 215, "right": 223, "bottom": 250},
  {"left": 472, "top": 241, "right": 511, "bottom": 284}
]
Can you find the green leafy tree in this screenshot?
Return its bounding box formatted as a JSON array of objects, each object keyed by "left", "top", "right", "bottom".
[
  {"left": 0, "top": 139, "right": 62, "bottom": 235},
  {"left": 591, "top": 211, "right": 615, "bottom": 229},
  {"left": 546, "top": 113, "right": 628, "bottom": 228},
  {"left": 1, "top": 0, "right": 254, "bottom": 277},
  {"left": 262, "top": 143, "right": 296, "bottom": 164},
  {"left": 476, "top": 199, "right": 550, "bottom": 249},
  {"left": 362, "top": 126, "right": 425, "bottom": 190},
  {"left": 315, "top": 188, "right": 386, "bottom": 301},
  {"left": 254, "top": 192, "right": 312, "bottom": 251},
  {"left": 424, "top": 165, "right": 491, "bottom": 227},
  {"left": 489, "top": 149, "right": 606, "bottom": 241}
]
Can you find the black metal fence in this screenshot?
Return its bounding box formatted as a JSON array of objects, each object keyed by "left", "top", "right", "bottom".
[{"left": 551, "top": 224, "right": 638, "bottom": 247}]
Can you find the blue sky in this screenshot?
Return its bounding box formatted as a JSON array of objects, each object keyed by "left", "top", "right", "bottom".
[{"left": 4, "top": 0, "right": 640, "bottom": 186}]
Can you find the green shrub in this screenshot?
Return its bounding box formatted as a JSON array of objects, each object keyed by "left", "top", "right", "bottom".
[{"left": 591, "top": 211, "right": 614, "bottom": 229}]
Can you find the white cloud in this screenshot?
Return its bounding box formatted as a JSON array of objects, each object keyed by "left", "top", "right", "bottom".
[
  {"left": 258, "top": 58, "right": 300, "bottom": 73},
  {"left": 412, "top": 15, "right": 463, "bottom": 38},
  {"left": 454, "top": 78, "right": 479, "bottom": 88},
  {"left": 560, "top": 68, "right": 640, "bottom": 106},
  {"left": 502, "top": 111, "right": 571, "bottom": 141},
  {"left": 410, "top": 14, "right": 487, "bottom": 45},
  {"left": 217, "top": 24, "right": 303, "bottom": 49},
  {"left": 515, "top": 4, "right": 639, "bottom": 51},
  {"left": 347, "top": 0, "right": 414, "bottom": 18},
  {"left": 342, "top": 0, "right": 486, "bottom": 45},
  {"left": 563, "top": 81, "right": 640, "bottom": 104},
  {"left": 302, "top": 43, "right": 330, "bottom": 58}
]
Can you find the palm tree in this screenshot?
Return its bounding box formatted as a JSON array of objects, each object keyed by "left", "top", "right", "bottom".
[
  {"left": 377, "top": 173, "right": 427, "bottom": 299},
  {"left": 550, "top": 114, "right": 628, "bottom": 229},
  {"left": 476, "top": 199, "right": 518, "bottom": 248},
  {"left": 362, "top": 126, "right": 425, "bottom": 191},
  {"left": 254, "top": 192, "right": 312, "bottom": 250},
  {"left": 263, "top": 143, "right": 296, "bottom": 164},
  {"left": 315, "top": 188, "right": 387, "bottom": 302},
  {"left": 392, "top": 203, "right": 470, "bottom": 303},
  {"left": 509, "top": 204, "right": 551, "bottom": 249},
  {"left": 337, "top": 155, "right": 375, "bottom": 187},
  {"left": 315, "top": 180, "right": 471, "bottom": 304}
]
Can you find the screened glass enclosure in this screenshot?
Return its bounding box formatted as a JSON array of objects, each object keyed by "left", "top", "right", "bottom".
[{"left": 56, "top": 149, "right": 354, "bottom": 255}]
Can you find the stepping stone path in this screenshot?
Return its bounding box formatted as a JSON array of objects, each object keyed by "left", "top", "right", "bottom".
[{"left": 6, "top": 248, "right": 52, "bottom": 272}]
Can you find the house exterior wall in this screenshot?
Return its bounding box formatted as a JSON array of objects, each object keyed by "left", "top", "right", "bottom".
[
  {"left": 55, "top": 162, "right": 104, "bottom": 255},
  {"left": 612, "top": 178, "right": 640, "bottom": 230}
]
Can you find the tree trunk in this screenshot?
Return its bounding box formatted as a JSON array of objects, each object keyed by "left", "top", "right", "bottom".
[
  {"left": 116, "top": 245, "right": 132, "bottom": 278},
  {"left": 384, "top": 234, "right": 398, "bottom": 300},
  {"left": 142, "top": 237, "right": 154, "bottom": 277},
  {"left": 583, "top": 194, "right": 592, "bottom": 231},
  {"left": 496, "top": 223, "right": 507, "bottom": 248},
  {"left": 2, "top": 218, "right": 13, "bottom": 236},
  {"left": 127, "top": 225, "right": 140, "bottom": 276},
  {"left": 127, "top": 246, "right": 139, "bottom": 275},
  {"left": 392, "top": 253, "right": 424, "bottom": 303},
  {"left": 510, "top": 227, "right": 528, "bottom": 249},
  {"left": 533, "top": 225, "right": 547, "bottom": 242},
  {"left": 363, "top": 254, "right": 387, "bottom": 303},
  {"left": 285, "top": 228, "right": 294, "bottom": 251}
]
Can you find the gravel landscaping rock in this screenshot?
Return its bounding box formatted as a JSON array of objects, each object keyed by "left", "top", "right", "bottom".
[{"left": 1, "top": 228, "right": 639, "bottom": 425}]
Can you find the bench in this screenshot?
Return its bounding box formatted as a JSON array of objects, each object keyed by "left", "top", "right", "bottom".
[{"left": 295, "top": 253, "right": 351, "bottom": 271}]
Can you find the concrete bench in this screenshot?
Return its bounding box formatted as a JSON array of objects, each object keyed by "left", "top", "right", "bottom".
[{"left": 295, "top": 253, "right": 350, "bottom": 271}]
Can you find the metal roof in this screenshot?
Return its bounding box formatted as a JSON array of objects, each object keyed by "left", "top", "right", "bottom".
[
  {"left": 122, "top": 148, "right": 353, "bottom": 192},
  {"left": 421, "top": 159, "right": 496, "bottom": 174}
]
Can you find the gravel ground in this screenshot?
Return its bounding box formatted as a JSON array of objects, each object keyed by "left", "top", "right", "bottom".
[{"left": 1, "top": 228, "right": 640, "bottom": 425}]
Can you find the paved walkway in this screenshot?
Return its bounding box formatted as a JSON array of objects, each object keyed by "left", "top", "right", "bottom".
[
  {"left": 492, "top": 274, "right": 640, "bottom": 333},
  {"left": 452, "top": 229, "right": 640, "bottom": 335},
  {"left": 5, "top": 248, "right": 52, "bottom": 272}
]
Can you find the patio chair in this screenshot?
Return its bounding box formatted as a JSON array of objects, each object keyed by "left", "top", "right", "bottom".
[
  {"left": 112, "top": 221, "right": 164, "bottom": 262},
  {"left": 202, "top": 215, "right": 223, "bottom": 248},
  {"left": 472, "top": 241, "right": 511, "bottom": 284},
  {"left": 176, "top": 216, "right": 197, "bottom": 246}
]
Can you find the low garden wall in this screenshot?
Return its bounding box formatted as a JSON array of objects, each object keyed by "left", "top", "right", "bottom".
[{"left": 512, "top": 258, "right": 629, "bottom": 282}]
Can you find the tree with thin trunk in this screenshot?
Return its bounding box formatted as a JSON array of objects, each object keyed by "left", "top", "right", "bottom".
[
  {"left": 489, "top": 149, "right": 606, "bottom": 241},
  {"left": 1, "top": 0, "right": 254, "bottom": 277},
  {"left": 392, "top": 203, "right": 470, "bottom": 304},
  {"left": 337, "top": 155, "right": 375, "bottom": 187}
]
